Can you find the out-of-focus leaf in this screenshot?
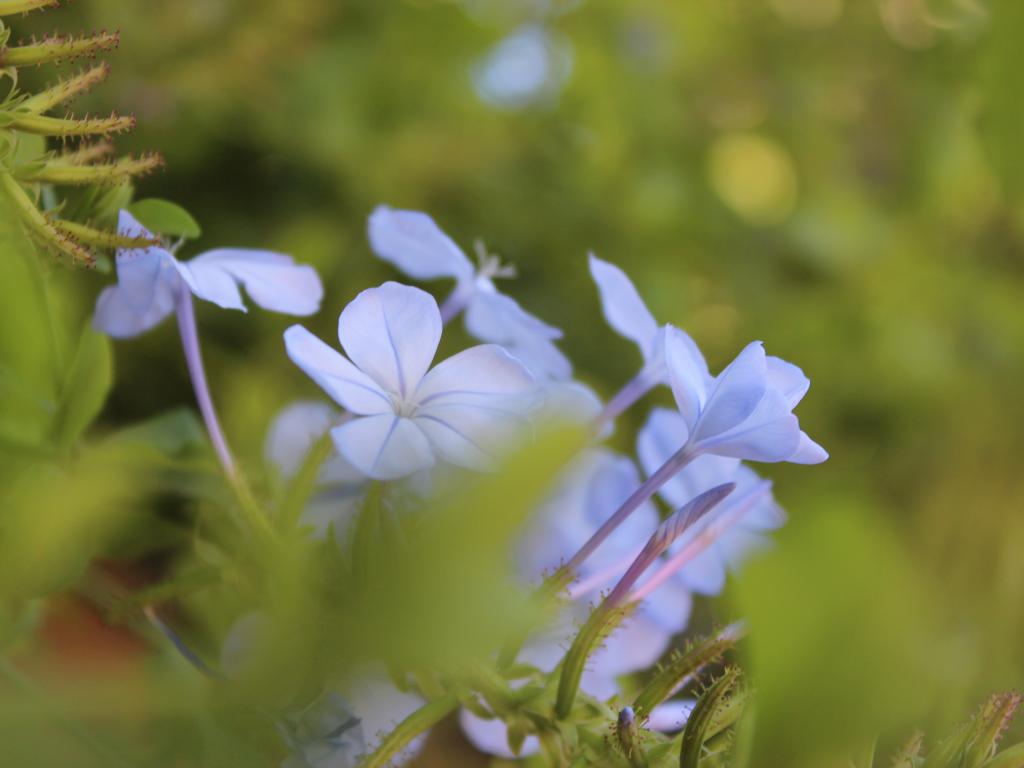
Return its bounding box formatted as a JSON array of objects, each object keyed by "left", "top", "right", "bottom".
[
  {"left": 347, "top": 428, "right": 586, "bottom": 668},
  {"left": 106, "top": 407, "right": 207, "bottom": 457},
  {"left": 734, "top": 505, "right": 937, "bottom": 768},
  {"left": 0, "top": 442, "right": 157, "bottom": 597},
  {"left": 235, "top": 430, "right": 586, "bottom": 708},
  {"left": 52, "top": 326, "right": 112, "bottom": 453},
  {"left": 128, "top": 198, "right": 201, "bottom": 238},
  {"left": 0, "top": 192, "right": 58, "bottom": 449},
  {"left": 977, "top": 0, "right": 1024, "bottom": 206}
]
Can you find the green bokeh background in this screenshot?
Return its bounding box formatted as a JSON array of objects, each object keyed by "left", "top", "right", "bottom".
[{"left": 3, "top": 0, "right": 1024, "bottom": 765}]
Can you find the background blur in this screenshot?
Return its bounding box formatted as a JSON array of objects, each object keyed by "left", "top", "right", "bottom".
[{"left": 3, "top": 0, "right": 1024, "bottom": 765}]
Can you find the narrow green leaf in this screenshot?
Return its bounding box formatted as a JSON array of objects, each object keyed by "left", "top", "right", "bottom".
[
  {"left": 679, "top": 667, "right": 741, "bottom": 768},
  {"left": 633, "top": 632, "right": 735, "bottom": 719},
  {"left": 556, "top": 602, "right": 634, "bottom": 719},
  {"left": 52, "top": 325, "right": 112, "bottom": 453},
  {"left": 127, "top": 198, "right": 201, "bottom": 238},
  {"left": 987, "top": 742, "right": 1024, "bottom": 768}
]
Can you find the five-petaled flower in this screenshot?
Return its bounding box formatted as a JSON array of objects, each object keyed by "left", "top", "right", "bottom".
[
  {"left": 285, "top": 281, "right": 543, "bottom": 481},
  {"left": 93, "top": 210, "right": 323, "bottom": 338}
]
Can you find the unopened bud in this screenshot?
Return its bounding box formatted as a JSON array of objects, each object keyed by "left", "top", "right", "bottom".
[{"left": 616, "top": 707, "right": 649, "bottom": 768}]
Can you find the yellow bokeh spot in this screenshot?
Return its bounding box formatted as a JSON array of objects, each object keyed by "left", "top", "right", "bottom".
[{"left": 708, "top": 132, "right": 799, "bottom": 226}]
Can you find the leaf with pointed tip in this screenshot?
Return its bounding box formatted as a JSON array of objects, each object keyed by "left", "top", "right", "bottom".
[
  {"left": 128, "top": 198, "right": 201, "bottom": 239},
  {"left": 52, "top": 326, "right": 112, "bottom": 453}
]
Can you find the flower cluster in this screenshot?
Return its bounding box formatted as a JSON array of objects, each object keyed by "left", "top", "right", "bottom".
[{"left": 94, "top": 205, "right": 825, "bottom": 767}]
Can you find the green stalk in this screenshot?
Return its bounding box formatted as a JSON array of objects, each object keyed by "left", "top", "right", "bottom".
[
  {"left": 14, "top": 153, "right": 163, "bottom": 185},
  {"left": 0, "top": 170, "right": 92, "bottom": 263},
  {"left": 0, "top": 0, "right": 59, "bottom": 15},
  {"left": 360, "top": 689, "right": 462, "bottom": 768},
  {"left": 0, "top": 31, "right": 119, "bottom": 68},
  {"left": 19, "top": 64, "right": 110, "bottom": 114},
  {"left": 10, "top": 111, "right": 134, "bottom": 138}
]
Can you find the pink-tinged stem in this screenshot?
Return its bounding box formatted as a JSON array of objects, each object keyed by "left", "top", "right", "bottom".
[
  {"left": 566, "top": 543, "right": 646, "bottom": 599},
  {"left": 600, "top": 483, "right": 735, "bottom": 612},
  {"left": 592, "top": 365, "right": 659, "bottom": 433},
  {"left": 564, "top": 443, "right": 699, "bottom": 575},
  {"left": 628, "top": 481, "right": 773, "bottom": 603},
  {"left": 175, "top": 284, "right": 237, "bottom": 482}
]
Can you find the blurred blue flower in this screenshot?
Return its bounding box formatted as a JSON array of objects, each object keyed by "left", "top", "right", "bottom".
[
  {"left": 93, "top": 210, "right": 323, "bottom": 339},
  {"left": 285, "top": 282, "right": 542, "bottom": 480},
  {"left": 368, "top": 205, "right": 571, "bottom": 380},
  {"left": 471, "top": 23, "right": 573, "bottom": 110},
  {"left": 276, "top": 693, "right": 364, "bottom": 768}
]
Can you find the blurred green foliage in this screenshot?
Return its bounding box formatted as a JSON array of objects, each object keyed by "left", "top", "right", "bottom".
[{"left": 2, "top": 0, "right": 1024, "bottom": 765}]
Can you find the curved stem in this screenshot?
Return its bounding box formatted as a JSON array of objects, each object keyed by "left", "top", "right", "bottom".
[
  {"left": 592, "top": 366, "right": 659, "bottom": 433},
  {"left": 564, "top": 444, "right": 698, "bottom": 575},
  {"left": 566, "top": 543, "right": 644, "bottom": 599},
  {"left": 174, "top": 284, "right": 236, "bottom": 482}
]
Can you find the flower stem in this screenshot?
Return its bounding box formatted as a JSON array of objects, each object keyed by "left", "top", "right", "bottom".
[
  {"left": 438, "top": 286, "right": 470, "bottom": 325},
  {"left": 563, "top": 444, "right": 697, "bottom": 575},
  {"left": 174, "top": 284, "right": 236, "bottom": 482},
  {"left": 601, "top": 484, "right": 734, "bottom": 612},
  {"left": 592, "top": 366, "right": 659, "bottom": 433},
  {"left": 628, "top": 481, "right": 772, "bottom": 603}
]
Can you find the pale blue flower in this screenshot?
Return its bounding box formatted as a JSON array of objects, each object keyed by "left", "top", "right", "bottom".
[
  {"left": 637, "top": 406, "right": 783, "bottom": 595},
  {"left": 663, "top": 327, "right": 829, "bottom": 464},
  {"left": 285, "top": 282, "right": 542, "bottom": 481},
  {"left": 367, "top": 206, "right": 571, "bottom": 381},
  {"left": 588, "top": 253, "right": 666, "bottom": 376},
  {"left": 563, "top": 326, "right": 826, "bottom": 576},
  {"left": 93, "top": 210, "right": 323, "bottom": 339},
  {"left": 588, "top": 253, "right": 686, "bottom": 427}
]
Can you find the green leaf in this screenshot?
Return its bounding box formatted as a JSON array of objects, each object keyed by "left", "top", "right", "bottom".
[
  {"left": 977, "top": 0, "right": 1024, "bottom": 206},
  {"left": 0, "top": 192, "right": 59, "bottom": 448},
  {"left": 127, "top": 198, "right": 201, "bottom": 238},
  {"left": 988, "top": 742, "right": 1024, "bottom": 768},
  {"left": 0, "top": 441, "right": 155, "bottom": 597},
  {"left": 52, "top": 325, "right": 112, "bottom": 452},
  {"left": 734, "top": 505, "right": 937, "bottom": 768},
  {"left": 106, "top": 407, "right": 206, "bottom": 456}
]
